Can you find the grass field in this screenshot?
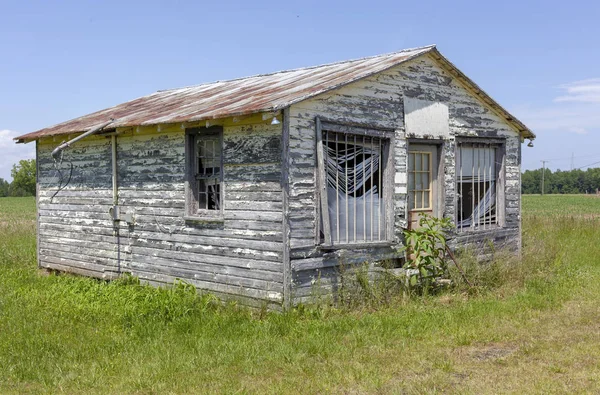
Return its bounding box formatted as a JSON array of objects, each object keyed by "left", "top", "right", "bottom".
[
  {"left": 1, "top": 195, "right": 599, "bottom": 393},
  {"left": 522, "top": 193, "right": 600, "bottom": 217}
]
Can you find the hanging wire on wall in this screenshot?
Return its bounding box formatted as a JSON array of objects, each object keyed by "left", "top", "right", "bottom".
[{"left": 50, "top": 146, "right": 74, "bottom": 202}]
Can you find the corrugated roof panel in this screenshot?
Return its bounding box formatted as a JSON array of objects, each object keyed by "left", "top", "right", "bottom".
[
  {"left": 16, "top": 46, "right": 432, "bottom": 141},
  {"left": 15, "top": 45, "right": 535, "bottom": 141}
]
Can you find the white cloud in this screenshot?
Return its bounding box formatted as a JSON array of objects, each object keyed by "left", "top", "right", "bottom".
[
  {"left": 554, "top": 78, "right": 600, "bottom": 103},
  {"left": 0, "top": 130, "right": 35, "bottom": 181},
  {"left": 568, "top": 127, "right": 588, "bottom": 135},
  {"left": 513, "top": 104, "right": 600, "bottom": 135},
  {"left": 513, "top": 78, "right": 600, "bottom": 136}
]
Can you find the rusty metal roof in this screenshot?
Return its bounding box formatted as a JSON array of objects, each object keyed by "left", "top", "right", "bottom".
[{"left": 15, "top": 45, "right": 535, "bottom": 142}]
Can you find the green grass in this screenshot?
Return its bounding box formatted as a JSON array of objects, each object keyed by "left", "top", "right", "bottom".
[
  {"left": 1, "top": 195, "right": 600, "bottom": 393},
  {"left": 0, "top": 196, "right": 36, "bottom": 221},
  {"left": 523, "top": 193, "right": 600, "bottom": 216}
]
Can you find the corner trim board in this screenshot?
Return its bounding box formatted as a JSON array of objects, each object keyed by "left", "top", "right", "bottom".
[{"left": 281, "top": 107, "right": 292, "bottom": 309}]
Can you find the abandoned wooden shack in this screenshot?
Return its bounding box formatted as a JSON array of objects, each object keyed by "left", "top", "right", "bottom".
[{"left": 15, "top": 45, "right": 535, "bottom": 308}]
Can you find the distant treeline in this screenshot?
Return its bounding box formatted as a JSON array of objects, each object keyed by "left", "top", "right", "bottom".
[
  {"left": 522, "top": 167, "right": 600, "bottom": 194},
  {"left": 0, "top": 159, "right": 36, "bottom": 197}
]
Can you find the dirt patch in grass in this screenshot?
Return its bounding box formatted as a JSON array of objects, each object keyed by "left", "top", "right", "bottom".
[
  {"left": 580, "top": 213, "right": 600, "bottom": 219},
  {"left": 447, "top": 300, "right": 600, "bottom": 393},
  {"left": 463, "top": 343, "right": 518, "bottom": 362}
]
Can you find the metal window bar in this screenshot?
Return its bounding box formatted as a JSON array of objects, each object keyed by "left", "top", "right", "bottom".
[
  {"left": 345, "top": 133, "right": 349, "bottom": 244},
  {"left": 471, "top": 146, "right": 475, "bottom": 231},
  {"left": 489, "top": 146, "right": 493, "bottom": 225},
  {"left": 477, "top": 144, "right": 481, "bottom": 229},
  {"left": 457, "top": 142, "right": 499, "bottom": 232},
  {"left": 488, "top": 145, "right": 492, "bottom": 228},
  {"left": 488, "top": 146, "right": 492, "bottom": 226},
  {"left": 353, "top": 134, "right": 357, "bottom": 242},
  {"left": 370, "top": 136, "right": 374, "bottom": 241},
  {"left": 322, "top": 130, "right": 384, "bottom": 244},
  {"left": 335, "top": 132, "right": 340, "bottom": 243},
  {"left": 494, "top": 146, "right": 498, "bottom": 225},
  {"left": 459, "top": 145, "right": 463, "bottom": 230},
  {"left": 378, "top": 138, "right": 382, "bottom": 240},
  {"left": 326, "top": 130, "right": 330, "bottom": 241},
  {"left": 363, "top": 135, "right": 366, "bottom": 242},
  {"left": 482, "top": 145, "right": 486, "bottom": 230},
  {"left": 485, "top": 146, "right": 491, "bottom": 226}
]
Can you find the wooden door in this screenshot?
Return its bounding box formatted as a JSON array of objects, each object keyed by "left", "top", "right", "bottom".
[{"left": 408, "top": 145, "right": 439, "bottom": 229}]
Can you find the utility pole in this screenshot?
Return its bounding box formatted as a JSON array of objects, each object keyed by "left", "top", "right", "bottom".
[
  {"left": 571, "top": 152, "right": 575, "bottom": 170},
  {"left": 541, "top": 160, "right": 549, "bottom": 195}
]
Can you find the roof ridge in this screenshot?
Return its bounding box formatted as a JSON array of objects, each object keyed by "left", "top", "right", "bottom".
[{"left": 156, "top": 44, "right": 436, "bottom": 93}]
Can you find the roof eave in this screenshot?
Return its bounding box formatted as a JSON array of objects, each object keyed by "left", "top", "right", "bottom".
[{"left": 13, "top": 106, "right": 282, "bottom": 143}]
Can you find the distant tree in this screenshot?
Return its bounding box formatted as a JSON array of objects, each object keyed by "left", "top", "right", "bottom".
[
  {"left": 522, "top": 166, "right": 600, "bottom": 194},
  {"left": 0, "top": 178, "right": 9, "bottom": 197},
  {"left": 521, "top": 169, "right": 542, "bottom": 194},
  {"left": 10, "top": 159, "right": 36, "bottom": 197}
]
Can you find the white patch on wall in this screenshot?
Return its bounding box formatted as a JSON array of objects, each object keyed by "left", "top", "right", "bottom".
[
  {"left": 394, "top": 158, "right": 407, "bottom": 194},
  {"left": 394, "top": 173, "right": 406, "bottom": 184},
  {"left": 404, "top": 97, "right": 449, "bottom": 138}
]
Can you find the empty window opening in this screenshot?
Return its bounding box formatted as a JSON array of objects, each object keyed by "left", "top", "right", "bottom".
[
  {"left": 196, "top": 135, "right": 222, "bottom": 210},
  {"left": 457, "top": 143, "right": 498, "bottom": 231},
  {"left": 186, "top": 127, "right": 223, "bottom": 217}
]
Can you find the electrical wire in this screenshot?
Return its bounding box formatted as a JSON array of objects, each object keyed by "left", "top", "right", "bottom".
[
  {"left": 542, "top": 153, "right": 600, "bottom": 162},
  {"left": 577, "top": 160, "right": 600, "bottom": 170},
  {"left": 50, "top": 148, "right": 74, "bottom": 202}
]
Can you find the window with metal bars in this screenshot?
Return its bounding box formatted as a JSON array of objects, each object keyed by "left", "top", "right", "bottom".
[
  {"left": 456, "top": 142, "right": 501, "bottom": 231},
  {"left": 185, "top": 127, "right": 223, "bottom": 218},
  {"left": 316, "top": 122, "right": 392, "bottom": 246}
]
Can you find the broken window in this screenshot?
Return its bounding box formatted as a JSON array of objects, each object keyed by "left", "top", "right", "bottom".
[
  {"left": 185, "top": 127, "right": 223, "bottom": 217},
  {"left": 456, "top": 142, "right": 501, "bottom": 231},
  {"left": 316, "top": 120, "right": 392, "bottom": 245}
]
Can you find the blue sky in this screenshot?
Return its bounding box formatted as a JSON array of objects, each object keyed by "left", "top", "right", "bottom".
[{"left": 1, "top": 0, "right": 599, "bottom": 180}]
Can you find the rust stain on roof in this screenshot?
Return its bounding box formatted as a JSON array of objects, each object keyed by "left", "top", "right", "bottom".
[{"left": 15, "top": 45, "right": 535, "bottom": 142}]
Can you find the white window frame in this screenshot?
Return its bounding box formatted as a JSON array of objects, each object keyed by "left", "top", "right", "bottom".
[
  {"left": 315, "top": 117, "right": 395, "bottom": 247},
  {"left": 184, "top": 126, "right": 224, "bottom": 221},
  {"left": 455, "top": 138, "right": 505, "bottom": 232}
]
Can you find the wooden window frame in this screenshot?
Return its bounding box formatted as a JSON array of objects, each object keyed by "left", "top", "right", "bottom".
[
  {"left": 184, "top": 126, "right": 224, "bottom": 221},
  {"left": 407, "top": 140, "right": 445, "bottom": 221},
  {"left": 408, "top": 151, "right": 433, "bottom": 212},
  {"left": 315, "top": 117, "right": 395, "bottom": 248},
  {"left": 454, "top": 138, "right": 506, "bottom": 232}
]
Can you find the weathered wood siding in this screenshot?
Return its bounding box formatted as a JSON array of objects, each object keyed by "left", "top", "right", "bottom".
[
  {"left": 287, "top": 53, "right": 522, "bottom": 303},
  {"left": 35, "top": 53, "right": 524, "bottom": 308},
  {"left": 37, "top": 119, "right": 284, "bottom": 307}
]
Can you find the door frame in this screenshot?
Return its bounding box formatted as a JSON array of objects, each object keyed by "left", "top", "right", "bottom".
[{"left": 407, "top": 139, "right": 445, "bottom": 227}]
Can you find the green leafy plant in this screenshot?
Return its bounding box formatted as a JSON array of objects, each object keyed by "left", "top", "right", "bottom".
[{"left": 401, "top": 214, "right": 454, "bottom": 291}]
